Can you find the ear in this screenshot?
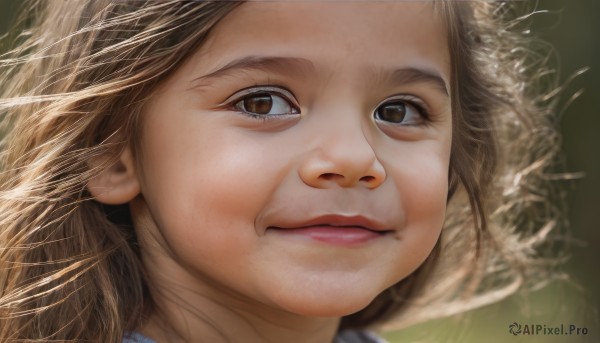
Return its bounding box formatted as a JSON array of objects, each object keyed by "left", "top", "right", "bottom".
[{"left": 87, "top": 147, "right": 140, "bottom": 205}]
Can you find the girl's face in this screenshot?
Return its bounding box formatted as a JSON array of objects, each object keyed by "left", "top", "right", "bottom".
[{"left": 134, "top": 1, "right": 451, "bottom": 317}]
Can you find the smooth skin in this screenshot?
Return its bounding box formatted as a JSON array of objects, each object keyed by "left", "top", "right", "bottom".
[{"left": 88, "top": 2, "right": 452, "bottom": 342}]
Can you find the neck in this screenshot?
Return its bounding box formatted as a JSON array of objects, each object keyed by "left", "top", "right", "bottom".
[
  {"left": 139, "top": 275, "right": 340, "bottom": 343},
  {"left": 130, "top": 197, "right": 342, "bottom": 343}
]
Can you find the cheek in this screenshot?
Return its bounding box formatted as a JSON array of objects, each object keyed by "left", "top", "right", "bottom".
[
  {"left": 401, "top": 152, "right": 448, "bottom": 221},
  {"left": 386, "top": 143, "right": 449, "bottom": 261},
  {"left": 137, "top": 119, "right": 289, "bottom": 256}
]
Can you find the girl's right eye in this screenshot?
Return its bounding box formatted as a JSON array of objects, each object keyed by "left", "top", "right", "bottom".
[{"left": 228, "top": 87, "right": 300, "bottom": 118}]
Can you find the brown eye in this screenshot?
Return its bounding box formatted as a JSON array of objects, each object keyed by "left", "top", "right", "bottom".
[
  {"left": 234, "top": 91, "right": 298, "bottom": 116},
  {"left": 242, "top": 93, "right": 273, "bottom": 115},
  {"left": 374, "top": 99, "right": 426, "bottom": 126},
  {"left": 375, "top": 102, "right": 407, "bottom": 123}
]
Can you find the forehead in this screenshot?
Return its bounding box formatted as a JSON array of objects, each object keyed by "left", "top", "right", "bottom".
[{"left": 197, "top": 1, "right": 450, "bottom": 83}]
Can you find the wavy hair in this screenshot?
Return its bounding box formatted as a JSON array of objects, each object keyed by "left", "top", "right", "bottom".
[{"left": 0, "top": 1, "right": 565, "bottom": 341}]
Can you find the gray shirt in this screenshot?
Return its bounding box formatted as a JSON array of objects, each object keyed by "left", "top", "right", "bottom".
[{"left": 123, "top": 330, "right": 387, "bottom": 343}]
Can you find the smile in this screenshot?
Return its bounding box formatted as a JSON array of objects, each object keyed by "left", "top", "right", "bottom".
[{"left": 267, "top": 215, "right": 395, "bottom": 247}]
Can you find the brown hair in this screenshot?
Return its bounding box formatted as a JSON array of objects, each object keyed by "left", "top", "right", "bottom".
[
  {"left": 346, "top": 1, "right": 566, "bottom": 329},
  {"left": 0, "top": 1, "right": 564, "bottom": 341}
]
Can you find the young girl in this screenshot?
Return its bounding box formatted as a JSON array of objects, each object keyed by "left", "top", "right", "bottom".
[{"left": 0, "top": 1, "right": 564, "bottom": 342}]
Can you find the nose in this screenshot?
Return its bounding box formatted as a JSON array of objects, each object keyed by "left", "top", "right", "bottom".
[{"left": 298, "top": 126, "right": 386, "bottom": 189}]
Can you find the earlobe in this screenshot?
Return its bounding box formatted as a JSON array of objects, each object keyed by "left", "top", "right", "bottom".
[{"left": 87, "top": 147, "right": 140, "bottom": 205}]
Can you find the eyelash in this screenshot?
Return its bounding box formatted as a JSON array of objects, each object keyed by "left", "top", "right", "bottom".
[
  {"left": 224, "top": 85, "right": 300, "bottom": 121},
  {"left": 374, "top": 95, "right": 432, "bottom": 127},
  {"left": 222, "top": 86, "right": 431, "bottom": 126}
]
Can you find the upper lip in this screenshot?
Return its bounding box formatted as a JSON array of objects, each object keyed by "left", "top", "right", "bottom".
[{"left": 272, "top": 214, "right": 393, "bottom": 233}]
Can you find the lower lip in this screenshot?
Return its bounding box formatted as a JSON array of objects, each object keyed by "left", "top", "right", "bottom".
[{"left": 270, "top": 226, "right": 382, "bottom": 246}]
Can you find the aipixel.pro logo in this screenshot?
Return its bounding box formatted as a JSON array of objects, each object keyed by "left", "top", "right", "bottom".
[
  {"left": 509, "top": 322, "right": 522, "bottom": 336},
  {"left": 509, "top": 322, "right": 589, "bottom": 336}
]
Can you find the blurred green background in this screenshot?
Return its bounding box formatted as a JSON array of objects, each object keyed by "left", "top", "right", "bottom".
[
  {"left": 0, "top": 1, "right": 598, "bottom": 342},
  {"left": 391, "top": 1, "right": 600, "bottom": 342}
]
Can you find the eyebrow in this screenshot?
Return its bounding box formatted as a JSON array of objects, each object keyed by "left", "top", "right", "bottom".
[
  {"left": 191, "top": 55, "right": 449, "bottom": 96},
  {"left": 191, "top": 56, "right": 316, "bottom": 87},
  {"left": 376, "top": 67, "right": 449, "bottom": 97}
]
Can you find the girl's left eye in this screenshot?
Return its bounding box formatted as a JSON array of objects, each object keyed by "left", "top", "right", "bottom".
[
  {"left": 374, "top": 97, "right": 428, "bottom": 126},
  {"left": 231, "top": 88, "right": 300, "bottom": 117}
]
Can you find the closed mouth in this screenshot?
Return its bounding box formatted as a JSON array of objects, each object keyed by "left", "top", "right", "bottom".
[
  {"left": 268, "top": 224, "right": 393, "bottom": 235},
  {"left": 268, "top": 214, "right": 394, "bottom": 233}
]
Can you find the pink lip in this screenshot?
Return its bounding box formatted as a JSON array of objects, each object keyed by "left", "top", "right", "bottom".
[
  {"left": 272, "top": 225, "right": 381, "bottom": 246},
  {"left": 279, "top": 214, "right": 390, "bottom": 232},
  {"left": 268, "top": 214, "right": 393, "bottom": 247}
]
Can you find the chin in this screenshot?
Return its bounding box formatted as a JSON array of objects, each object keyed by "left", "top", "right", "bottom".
[{"left": 273, "top": 286, "right": 382, "bottom": 317}]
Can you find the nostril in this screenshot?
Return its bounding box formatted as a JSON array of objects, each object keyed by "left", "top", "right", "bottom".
[
  {"left": 360, "top": 175, "right": 375, "bottom": 183},
  {"left": 320, "top": 173, "right": 341, "bottom": 181}
]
